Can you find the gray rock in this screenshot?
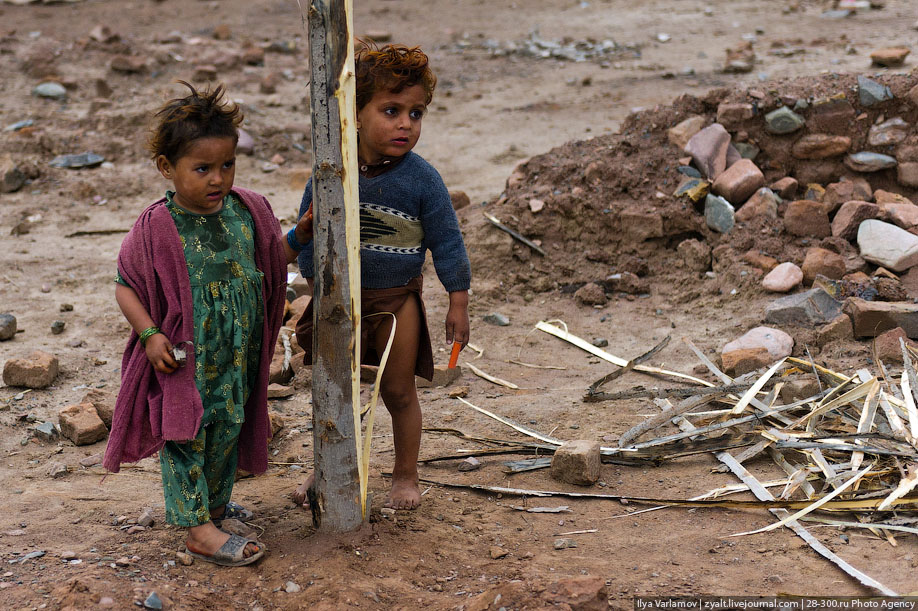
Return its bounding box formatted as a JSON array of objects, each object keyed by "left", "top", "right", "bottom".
[
  {"left": 32, "top": 82, "right": 67, "bottom": 99},
  {"left": 33, "top": 421, "right": 58, "bottom": 441},
  {"left": 858, "top": 76, "right": 893, "bottom": 107},
  {"left": 858, "top": 219, "right": 918, "bottom": 271},
  {"left": 591, "top": 337, "right": 609, "bottom": 348},
  {"left": 764, "top": 288, "right": 843, "bottom": 327},
  {"left": 704, "top": 193, "right": 735, "bottom": 233},
  {"left": 764, "top": 107, "right": 805, "bottom": 135},
  {"left": 483, "top": 312, "right": 510, "bottom": 326},
  {"left": 868, "top": 117, "right": 909, "bottom": 147},
  {"left": 144, "top": 591, "right": 163, "bottom": 610},
  {"left": 50, "top": 321, "right": 65, "bottom": 335},
  {"left": 844, "top": 152, "right": 897, "bottom": 173},
  {"left": 553, "top": 538, "right": 578, "bottom": 550},
  {"left": 47, "top": 462, "right": 68, "bottom": 479},
  {"left": 49, "top": 153, "right": 105, "bottom": 169},
  {"left": 677, "top": 165, "right": 701, "bottom": 178},
  {"left": 4, "top": 119, "right": 34, "bottom": 132},
  {"left": 285, "top": 581, "right": 301, "bottom": 594},
  {"left": 458, "top": 457, "right": 481, "bottom": 472},
  {"left": 0, "top": 313, "right": 16, "bottom": 341},
  {"left": 734, "top": 142, "right": 760, "bottom": 160}
]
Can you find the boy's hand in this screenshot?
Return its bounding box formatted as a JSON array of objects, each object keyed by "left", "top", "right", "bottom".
[
  {"left": 445, "top": 290, "right": 470, "bottom": 347},
  {"left": 295, "top": 209, "right": 313, "bottom": 245},
  {"left": 145, "top": 333, "right": 179, "bottom": 373}
]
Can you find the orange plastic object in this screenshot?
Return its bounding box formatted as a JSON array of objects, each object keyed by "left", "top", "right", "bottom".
[{"left": 448, "top": 341, "right": 462, "bottom": 369}]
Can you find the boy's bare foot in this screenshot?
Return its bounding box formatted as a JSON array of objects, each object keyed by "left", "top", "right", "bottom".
[
  {"left": 292, "top": 473, "right": 315, "bottom": 507},
  {"left": 384, "top": 477, "right": 421, "bottom": 510},
  {"left": 185, "top": 521, "right": 260, "bottom": 559}
]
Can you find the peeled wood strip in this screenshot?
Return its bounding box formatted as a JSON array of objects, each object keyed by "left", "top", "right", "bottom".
[
  {"left": 465, "top": 362, "right": 519, "bottom": 389},
  {"left": 730, "top": 358, "right": 786, "bottom": 415}
]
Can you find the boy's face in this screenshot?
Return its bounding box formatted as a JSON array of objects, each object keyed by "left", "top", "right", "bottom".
[
  {"left": 156, "top": 136, "right": 236, "bottom": 215},
  {"left": 356, "top": 84, "right": 427, "bottom": 165}
]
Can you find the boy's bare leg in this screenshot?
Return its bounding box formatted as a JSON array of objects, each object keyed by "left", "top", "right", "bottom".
[
  {"left": 376, "top": 296, "right": 423, "bottom": 510},
  {"left": 185, "top": 521, "right": 260, "bottom": 557}
]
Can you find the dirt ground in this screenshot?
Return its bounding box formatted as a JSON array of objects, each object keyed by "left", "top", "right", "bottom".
[{"left": 2, "top": 0, "right": 918, "bottom": 609}]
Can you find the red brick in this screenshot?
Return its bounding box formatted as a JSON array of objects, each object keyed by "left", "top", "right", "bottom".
[{"left": 58, "top": 402, "right": 108, "bottom": 446}]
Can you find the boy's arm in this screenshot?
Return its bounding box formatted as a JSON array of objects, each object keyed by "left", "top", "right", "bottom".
[
  {"left": 283, "top": 209, "right": 313, "bottom": 264},
  {"left": 115, "top": 283, "right": 178, "bottom": 373},
  {"left": 444, "top": 289, "right": 470, "bottom": 346}
]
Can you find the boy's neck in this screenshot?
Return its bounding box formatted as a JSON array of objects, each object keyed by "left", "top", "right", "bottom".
[{"left": 358, "top": 153, "right": 406, "bottom": 178}]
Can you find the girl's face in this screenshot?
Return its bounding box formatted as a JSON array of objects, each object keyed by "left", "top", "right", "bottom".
[
  {"left": 156, "top": 136, "right": 236, "bottom": 214},
  {"left": 356, "top": 84, "right": 427, "bottom": 165}
]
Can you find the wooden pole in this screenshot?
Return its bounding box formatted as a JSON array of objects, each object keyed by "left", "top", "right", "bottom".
[{"left": 306, "top": 0, "right": 363, "bottom": 532}]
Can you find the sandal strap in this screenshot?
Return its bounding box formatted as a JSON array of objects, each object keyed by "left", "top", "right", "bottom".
[
  {"left": 213, "top": 534, "right": 256, "bottom": 563},
  {"left": 218, "top": 501, "right": 254, "bottom": 522}
]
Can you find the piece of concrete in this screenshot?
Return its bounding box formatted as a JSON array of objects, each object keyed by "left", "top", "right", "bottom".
[{"left": 550, "top": 440, "right": 601, "bottom": 486}]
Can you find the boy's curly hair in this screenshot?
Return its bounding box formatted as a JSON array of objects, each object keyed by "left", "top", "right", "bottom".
[
  {"left": 355, "top": 41, "right": 437, "bottom": 110},
  {"left": 147, "top": 81, "right": 243, "bottom": 164}
]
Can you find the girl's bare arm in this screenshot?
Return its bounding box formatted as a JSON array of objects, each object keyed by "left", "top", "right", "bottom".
[{"left": 115, "top": 283, "right": 178, "bottom": 373}]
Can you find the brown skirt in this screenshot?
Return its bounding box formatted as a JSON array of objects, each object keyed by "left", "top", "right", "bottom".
[{"left": 294, "top": 275, "right": 434, "bottom": 381}]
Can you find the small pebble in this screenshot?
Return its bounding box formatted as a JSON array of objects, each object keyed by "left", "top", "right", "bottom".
[
  {"left": 50, "top": 321, "right": 65, "bottom": 335},
  {"left": 59, "top": 303, "right": 73, "bottom": 312},
  {"left": 458, "top": 457, "right": 481, "bottom": 472},
  {"left": 482, "top": 312, "right": 510, "bottom": 326},
  {"left": 176, "top": 551, "right": 193, "bottom": 566},
  {"left": 285, "top": 581, "right": 301, "bottom": 593}
]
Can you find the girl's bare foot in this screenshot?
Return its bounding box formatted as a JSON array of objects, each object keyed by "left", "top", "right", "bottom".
[
  {"left": 185, "top": 521, "right": 260, "bottom": 558},
  {"left": 384, "top": 476, "right": 421, "bottom": 510},
  {"left": 292, "top": 473, "right": 315, "bottom": 507}
]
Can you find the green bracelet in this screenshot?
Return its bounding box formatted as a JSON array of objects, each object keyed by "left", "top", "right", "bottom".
[{"left": 139, "top": 326, "right": 161, "bottom": 346}]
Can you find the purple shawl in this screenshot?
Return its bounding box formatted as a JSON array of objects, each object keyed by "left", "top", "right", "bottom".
[{"left": 103, "top": 187, "right": 286, "bottom": 474}]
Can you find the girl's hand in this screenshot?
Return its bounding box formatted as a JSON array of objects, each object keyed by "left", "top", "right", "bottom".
[
  {"left": 145, "top": 333, "right": 179, "bottom": 373},
  {"left": 445, "top": 290, "right": 470, "bottom": 347}
]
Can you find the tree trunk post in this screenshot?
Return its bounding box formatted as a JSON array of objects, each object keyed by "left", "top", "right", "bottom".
[{"left": 306, "top": 0, "right": 363, "bottom": 532}]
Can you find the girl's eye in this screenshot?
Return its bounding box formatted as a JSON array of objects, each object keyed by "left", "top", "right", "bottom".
[
  {"left": 384, "top": 107, "right": 397, "bottom": 116},
  {"left": 223, "top": 160, "right": 235, "bottom": 169},
  {"left": 195, "top": 166, "right": 208, "bottom": 173}
]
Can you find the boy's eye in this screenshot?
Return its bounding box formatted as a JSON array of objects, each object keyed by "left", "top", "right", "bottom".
[
  {"left": 223, "top": 160, "right": 235, "bottom": 169},
  {"left": 409, "top": 109, "right": 424, "bottom": 120},
  {"left": 383, "top": 107, "right": 398, "bottom": 116},
  {"left": 195, "top": 166, "right": 208, "bottom": 173}
]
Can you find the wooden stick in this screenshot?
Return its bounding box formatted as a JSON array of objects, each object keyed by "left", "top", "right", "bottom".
[{"left": 483, "top": 212, "right": 546, "bottom": 256}]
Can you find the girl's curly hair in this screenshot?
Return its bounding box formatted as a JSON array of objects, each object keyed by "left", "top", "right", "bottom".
[
  {"left": 355, "top": 41, "right": 437, "bottom": 110},
  {"left": 147, "top": 81, "right": 243, "bottom": 164}
]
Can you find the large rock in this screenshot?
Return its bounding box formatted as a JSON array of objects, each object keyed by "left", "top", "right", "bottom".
[
  {"left": 845, "top": 152, "right": 897, "bottom": 173},
  {"left": 712, "top": 158, "right": 765, "bottom": 204},
  {"left": 812, "top": 94, "right": 855, "bottom": 134},
  {"left": 791, "top": 134, "right": 850, "bottom": 160},
  {"left": 857, "top": 220, "right": 918, "bottom": 272},
  {"left": 722, "top": 326, "right": 794, "bottom": 361},
  {"left": 685, "top": 123, "right": 731, "bottom": 180},
  {"left": 736, "top": 188, "right": 779, "bottom": 222},
  {"left": 543, "top": 576, "right": 609, "bottom": 611},
  {"left": 765, "top": 288, "right": 843, "bottom": 327},
  {"left": 817, "top": 314, "right": 853, "bottom": 346},
  {"left": 868, "top": 118, "right": 909, "bottom": 147},
  {"left": 668, "top": 115, "right": 706, "bottom": 149},
  {"left": 2, "top": 351, "right": 59, "bottom": 388},
  {"left": 870, "top": 47, "right": 910, "bottom": 67},
  {"left": 58, "top": 402, "right": 108, "bottom": 446},
  {"left": 845, "top": 298, "right": 918, "bottom": 338},
  {"left": 801, "top": 248, "right": 845, "bottom": 284},
  {"left": 550, "top": 440, "right": 600, "bottom": 485},
  {"left": 81, "top": 389, "right": 115, "bottom": 429},
  {"left": 858, "top": 75, "right": 894, "bottom": 106},
  {"left": 770, "top": 177, "right": 798, "bottom": 200},
  {"left": 831, "top": 201, "right": 878, "bottom": 241},
  {"left": 873, "top": 327, "right": 911, "bottom": 363},
  {"left": 704, "top": 194, "right": 735, "bottom": 233},
  {"left": 783, "top": 200, "right": 830, "bottom": 237}
]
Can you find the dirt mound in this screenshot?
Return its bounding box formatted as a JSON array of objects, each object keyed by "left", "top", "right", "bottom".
[{"left": 467, "top": 72, "right": 918, "bottom": 306}]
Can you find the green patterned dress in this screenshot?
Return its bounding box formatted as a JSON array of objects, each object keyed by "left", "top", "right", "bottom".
[{"left": 117, "top": 192, "right": 265, "bottom": 525}]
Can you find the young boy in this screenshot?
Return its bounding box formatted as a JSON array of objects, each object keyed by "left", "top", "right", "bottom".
[{"left": 290, "top": 42, "right": 471, "bottom": 510}]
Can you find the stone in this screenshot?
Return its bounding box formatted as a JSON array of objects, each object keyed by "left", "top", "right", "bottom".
[
  {"left": 734, "top": 142, "right": 760, "bottom": 160},
  {"left": 721, "top": 347, "right": 772, "bottom": 376},
  {"left": 604, "top": 272, "right": 649, "bottom": 295},
  {"left": 415, "top": 366, "right": 462, "bottom": 388},
  {"left": 553, "top": 538, "right": 578, "bottom": 550},
  {"left": 704, "top": 193, "right": 735, "bottom": 233},
  {"left": 812, "top": 94, "right": 856, "bottom": 134},
  {"left": 458, "top": 457, "right": 481, "bottom": 472},
  {"left": 33, "top": 421, "right": 58, "bottom": 442},
  {"left": 875, "top": 190, "right": 914, "bottom": 206},
  {"left": 712, "top": 158, "right": 765, "bottom": 204},
  {"left": 724, "top": 41, "right": 755, "bottom": 73},
  {"left": 49, "top": 153, "right": 104, "bottom": 169},
  {"left": 59, "top": 402, "right": 108, "bottom": 446},
  {"left": 722, "top": 326, "right": 794, "bottom": 361},
  {"left": 267, "top": 383, "right": 294, "bottom": 399},
  {"left": 817, "top": 314, "right": 854, "bottom": 346},
  {"left": 668, "top": 115, "right": 706, "bottom": 149},
  {"left": 483, "top": 312, "right": 510, "bottom": 326},
  {"left": 857, "top": 220, "right": 918, "bottom": 271},
  {"left": 48, "top": 463, "right": 68, "bottom": 479},
  {"left": 873, "top": 327, "right": 910, "bottom": 363},
  {"left": 543, "top": 576, "right": 609, "bottom": 611},
  {"left": 823, "top": 179, "right": 873, "bottom": 214},
  {"left": 81, "top": 389, "right": 114, "bottom": 429},
  {"left": 802, "top": 247, "right": 846, "bottom": 284},
  {"left": 620, "top": 210, "right": 663, "bottom": 241},
  {"left": 574, "top": 282, "right": 607, "bottom": 305},
  {"left": 2, "top": 350, "right": 59, "bottom": 388},
  {"left": 0, "top": 313, "right": 16, "bottom": 341},
  {"left": 138, "top": 508, "right": 155, "bottom": 528},
  {"left": 780, "top": 378, "right": 822, "bottom": 403},
  {"left": 0, "top": 154, "right": 26, "bottom": 193},
  {"left": 550, "top": 440, "right": 600, "bottom": 486},
  {"left": 109, "top": 55, "right": 147, "bottom": 73},
  {"left": 489, "top": 546, "right": 508, "bottom": 559},
  {"left": 677, "top": 165, "right": 702, "bottom": 178},
  {"left": 32, "top": 82, "right": 67, "bottom": 99},
  {"left": 898, "top": 162, "right": 918, "bottom": 188},
  {"left": 878, "top": 202, "right": 918, "bottom": 231},
  {"left": 285, "top": 581, "right": 301, "bottom": 594},
  {"left": 831, "top": 201, "right": 878, "bottom": 241},
  {"left": 716, "top": 102, "right": 755, "bottom": 127},
  {"left": 676, "top": 239, "right": 711, "bottom": 272},
  {"left": 685, "top": 123, "right": 731, "bottom": 180},
  {"left": 673, "top": 177, "right": 710, "bottom": 202},
  {"left": 236, "top": 128, "right": 255, "bottom": 155},
  {"left": 762, "top": 262, "right": 803, "bottom": 292},
  {"left": 765, "top": 288, "right": 843, "bottom": 327},
  {"left": 192, "top": 65, "right": 218, "bottom": 81},
  {"left": 242, "top": 46, "right": 265, "bottom": 66},
  {"left": 805, "top": 184, "right": 826, "bottom": 202},
  {"left": 783, "top": 200, "right": 831, "bottom": 237},
  {"left": 176, "top": 552, "right": 193, "bottom": 566},
  {"left": 50, "top": 320, "right": 65, "bottom": 335},
  {"left": 764, "top": 106, "right": 805, "bottom": 135},
  {"left": 845, "top": 152, "right": 897, "bottom": 173},
  {"left": 770, "top": 177, "right": 798, "bottom": 199},
  {"left": 79, "top": 453, "right": 103, "bottom": 467},
  {"left": 743, "top": 250, "right": 779, "bottom": 271},
  {"left": 791, "top": 134, "right": 850, "bottom": 160},
  {"left": 450, "top": 190, "right": 471, "bottom": 211},
  {"left": 736, "top": 188, "right": 779, "bottom": 222},
  {"left": 845, "top": 298, "right": 918, "bottom": 338},
  {"left": 857, "top": 76, "right": 894, "bottom": 107},
  {"left": 868, "top": 118, "right": 909, "bottom": 147},
  {"left": 144, "top": 591, "right": 163, "bottom": 610},
  {"left": 870, "top": 47, "right": 910, "bottom": 67},
  {"left": 529, "top": 198, "right": 545, "bottom": 213}
]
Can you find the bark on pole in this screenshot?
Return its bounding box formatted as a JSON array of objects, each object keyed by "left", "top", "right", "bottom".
[{"left": 306, "top": 0, "right": 363, "bottom": 532}]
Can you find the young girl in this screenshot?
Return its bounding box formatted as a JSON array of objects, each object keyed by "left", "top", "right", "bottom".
[
  {"left": 291, "top": 42, "right": 471, "bottom": 510},
  {"left": 103, "top": 82, "right": 312, "bottom": 566}
]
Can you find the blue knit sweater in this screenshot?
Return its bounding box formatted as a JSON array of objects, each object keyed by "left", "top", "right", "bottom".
[{"left": 296, "top": 152, "right": 471, "bottom": 292}]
